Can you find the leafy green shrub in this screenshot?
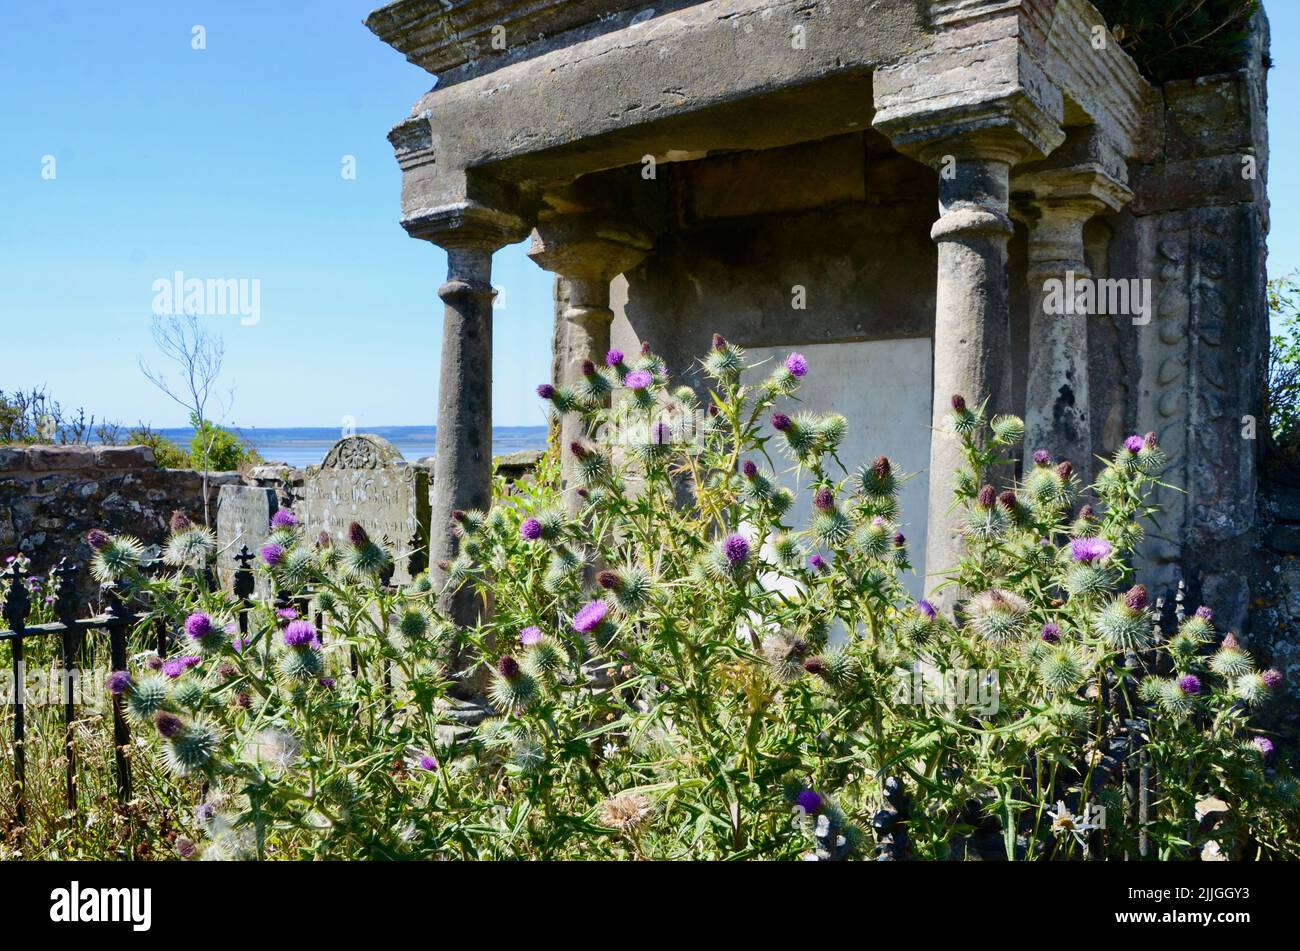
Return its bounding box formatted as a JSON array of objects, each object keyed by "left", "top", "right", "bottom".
[
  {"left": 78, "top": 340, "right": 1296, "bottom": 860},
  {"left": 187, "top": 414, "right": 262, "bottom": 471},
  {"left": 1094, "top": 0, "right": 1258, "bottom": 83},
  {"left": 124, "top": 425, "right": 189, "bottom": 469},
  {"left": 1268, "top": 276, "right": 1300, "bottom": 461}
]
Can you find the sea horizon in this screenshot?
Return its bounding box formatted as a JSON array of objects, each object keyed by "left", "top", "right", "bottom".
[{"left": 153, "top": 424, "right": 549, "bottom": 469}]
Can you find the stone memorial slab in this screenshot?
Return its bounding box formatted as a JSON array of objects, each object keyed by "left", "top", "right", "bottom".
[
  {"left": 741, "top": 338, "right": 932, "bottom": 601},
  {"left": 299, "top": 434, "right": 430, "bottom": 584},
  {"left": 215, "top": 484, "right": 278, "bottom": 595}
]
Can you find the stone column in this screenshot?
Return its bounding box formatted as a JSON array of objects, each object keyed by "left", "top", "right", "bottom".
[
  {"left": 415, "top": 204, "right": 528, "bottom": 623},
  {"left": 528, "top": 216, "right": 651, "bottom": 509},
  {"left": 1013, "top": 167, "right": 1130, "bottom": 476},
  {"left": 912, "top": 131, "right": 1052, "bottom": 603}
]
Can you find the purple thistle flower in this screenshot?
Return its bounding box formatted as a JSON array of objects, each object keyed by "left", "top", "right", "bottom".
[
  {"left": 86, "top": 529, "right": 110, "bottom": 552},
  {"left": 1070, "top": 537, "right": 1111, "bottom": 564},
  {"left": 1177, "top": 674, "right": 1201, "bottom": 695},
  {"left": 106, "top": 670, "right": 133, "bottom": 696},
  {"left": 161, "top": 656, "right": 201, "bottom": 678},
  {"left": 520, "top": 517, "right": 543, "bottom": 541},
  {"left": 917, "top": 599, "right": 937, "bottom": 620},
  {"left": 1262, "top": 669, "right": 1283, "bottom": 689},
  {"left": 596, "top": 570, "right": 621, "bottom": 590},
  {"left": 809, "top": 554, "right": 826, "bottom": 571},
  {"left": 1253, "top": 736, "right": 1275, "bottom": 757},
  {"left": 784, "top": 352, "right": 808, "bottom": 378},
  {"left": 1032, "top": 449, "right": 1051, "bottom": 466},
  {"left": 606, "top": 348, "right": 624, "bottom": 367},
  {"left": 259, "top": 543, "right": 285, "bottom": 567},
  {"left": 1124, "top": 434, "right": 1144, "bottom": 453},
  {"left": 976, "top": 485, "right": 996, "bottom": 509},
  {"left": 318, "top": 677, "right": 335, "bottom": 688},
  {"left": 232, "top": 636, "right": 249, "bottom": 653},
  {"left": 346, "top": 522, "right": 369, "bottom": 547},
  {"left": 284, "top": 620, "right": 318, "bottom": 649},
  {"left": 1041, "top": 623, "right": 1061, "bottom": 644},
  {"left": 624, "top": 369, "right": 653, "bottom": 390},
  {"left": 169, "top": 510, "right": 192, "bottom": 533},
  {"left": 893, "top": 532, "right": 906, "bottom": 547},
  {"left": 723, "top": 533, "right": 749, "bottom": 565},
  {"left": 813, "top": 487, "right": 835, "bottom": 511},
  {"left": 276, "top": 607, "right": 298, "bottom": 621},
  {"left": 1055, "top": 461, "right": 1074, "bottom": 479},
  {"left": 804, "top": 657, "right": 827, "bottom": 675},
  {"left": 1123, "top": 585, "right": 1149, "bottom": 612},
  {"left": 741, "top": 460, "right": 758, "bottom": 479},
  {"left": 146, "top": 656, "right": 163, "bottom": 671},
  {"left": 184, "top": 612, "right": 214, "bottom": 641},
  {"left": 1195, "top": 606, "right": 1214, "bottom": 622},
  {"left": 419, "top": 754, "right": 438, "bottom": 771},
  {"left": 572, "top": 600, "right": 609, "bottom": 634},
  {"left": 520, "top": 626, "right": 542, "bottom": 647},
  {"left": 951, "top": 395, "right": 967, "bottom": 412},
  {"left": 270, "top": 509, "right": 299, "bottom": 530},
  {"left": 497, "top": 656, "right": 521, "bottom": 681},
  {"left": 537, "top": 383, "right": 556, "bottom": 400},
  {"left": 176, "top": 838, "right": 197, "bottom": 859},
  {"left": 771, "top": 412, "right": 792, "bottom": 432},
  {"left": 796, "top": 788, "right": 823, "bottom": 815},
  {"left": 997, "top": 491, "right": 1018, "bottom": 511},
  {"left": 154, "top": 711, "right": 185, "bottom": 739},
  {"left": 712, "top": 333, "right": 726, "bottom": 351}
]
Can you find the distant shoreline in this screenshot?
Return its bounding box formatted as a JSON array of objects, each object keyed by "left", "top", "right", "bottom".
[{"left": 152, "top": 425, "right": 549, "bottom": 469}]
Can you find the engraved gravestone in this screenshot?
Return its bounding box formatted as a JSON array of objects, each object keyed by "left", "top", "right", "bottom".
[
  {"left": 215, "top": 484, "right": 279, "bottom": 595},
  {"left": 299, "top": 434, "right": 430, "bottom": 584}
]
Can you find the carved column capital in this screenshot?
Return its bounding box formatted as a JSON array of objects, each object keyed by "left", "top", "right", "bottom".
[{"left": 528, "top": 215, "right": 652, "bottom": 287}]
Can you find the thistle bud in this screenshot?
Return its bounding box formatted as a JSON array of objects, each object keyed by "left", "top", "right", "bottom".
[
  {"left": 976, "top": 485, "right": 996, "bottom": 509},
  {"left": 346, "top": 522, "right": 369, "bottom": 547}
]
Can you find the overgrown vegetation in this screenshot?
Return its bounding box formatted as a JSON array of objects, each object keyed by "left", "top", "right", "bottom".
[
  {"left": 4, "top": 340, "right": 1293, "bottom": 860},
  {"left": 1095, "top": 0, "right": 1259, "bottom": 83},
  {"left": 1268, "top": 276, "right": 1300, "bottom": 465}
]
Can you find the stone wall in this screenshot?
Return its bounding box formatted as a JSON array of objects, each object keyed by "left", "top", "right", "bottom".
[
  {"left": 0, "top": 444, "right": 241, "bottom": 599},
  {"left": 0, "top": 442, "right": 544, "bottom": 604}
]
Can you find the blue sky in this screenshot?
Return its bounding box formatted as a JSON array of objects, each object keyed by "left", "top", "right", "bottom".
[{"left": 1, "top": 0, "right": 1297, "bottom": 428}]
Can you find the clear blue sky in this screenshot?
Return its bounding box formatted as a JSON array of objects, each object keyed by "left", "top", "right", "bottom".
[{"left": 1, "top": 0, "right": 1297, "bottom": 429}]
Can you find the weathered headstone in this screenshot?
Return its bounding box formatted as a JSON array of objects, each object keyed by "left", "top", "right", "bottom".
[
  {"left": 299, "top": 434, "right": 430, "bottom": 584},
  {"left": 215, "top": 484, "right": 278, "bottom": 595}
]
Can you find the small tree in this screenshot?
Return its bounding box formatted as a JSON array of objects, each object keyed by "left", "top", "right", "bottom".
[{"left": 139, "top": 315, "right": 229, "bottom": 528}]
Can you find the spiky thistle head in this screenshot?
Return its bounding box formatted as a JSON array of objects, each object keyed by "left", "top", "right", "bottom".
[
  {"left": 163, "top": 526, "right": 215, "bottom": 569},
  {"left": 1038, "top": 643, "right": 1087, "bottom": 691},
  {"left": 1094, "top": 589, "right": 1152, "bottom": 652},
  {"left": 490, "top": 657, "right": 539, "bottom": 711},
  {"left": 703, "top": 333, "right": 745, "bottom": 378},
  {"left": 989, "top": 414, "right": 1024, "bottom": 445},
  {"left": 90, "top": 534, "right": 144, "bottom": 582},
  {"left": 966, "top": 589, "right": 1030, "bottom": 645},
  {"left": 161, "top": 715, "right": 221, "bottom": 776},
  {"left": 859, "top": 455, "right": 897, "bottom": 498}
]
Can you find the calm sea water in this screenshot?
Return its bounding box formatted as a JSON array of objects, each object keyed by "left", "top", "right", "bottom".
[{"left": 155, "top": 426, "right": 549, "bottom": 469}]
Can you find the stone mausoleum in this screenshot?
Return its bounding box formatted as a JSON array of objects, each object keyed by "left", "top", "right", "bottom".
[{"left": 365, "top": 1, "right": 1271, "bottom": 632}]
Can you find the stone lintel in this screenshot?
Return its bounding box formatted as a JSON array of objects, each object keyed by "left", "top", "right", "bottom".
[{"left": 364, "top": 0, "right": 651, "bottom": 83}]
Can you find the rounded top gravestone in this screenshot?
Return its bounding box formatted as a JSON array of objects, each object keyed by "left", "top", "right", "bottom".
[{"left": 300, "top": 434, "right": 430, "bottom": 583}]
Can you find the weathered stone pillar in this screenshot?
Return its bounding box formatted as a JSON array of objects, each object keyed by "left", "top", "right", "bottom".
[
  {"left": 912, "top": 131, "right": 1054, "bottom": 603},
  {"left": 414, "top": 204, "right": 528, "bottom": 622},
  {"left": 528, "top": 216, "right": 651, "bottom": 509},
  {"left": 1014, "top": 166, "right": 1130, "bottom": 477}
]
